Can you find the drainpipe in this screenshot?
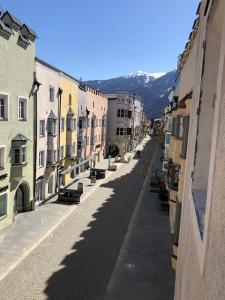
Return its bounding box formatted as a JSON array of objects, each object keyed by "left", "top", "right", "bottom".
[
  {"left": 33, "top": 74, "right": 41, "bottom": 207},
  {"left": 57, "top": 88, "right": 63, "bottom": 195}
]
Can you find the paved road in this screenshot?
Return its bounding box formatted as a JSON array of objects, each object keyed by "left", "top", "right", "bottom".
[{"left": 0, "top": 139, "right": 157, "bottom": 300}]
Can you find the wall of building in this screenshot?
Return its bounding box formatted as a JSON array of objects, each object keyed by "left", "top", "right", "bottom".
[
  {"left": 0, "top": 18, "right": 36, "bottom": 230},
  {"left": 175, "top": 1, "right": 225, "bottom": 299},
  {"left": 35, "top": 60, "right": 60, "bottom": 201},
  {"left": 86, "top": 87, "right": 108, "bottom": 162},
  {"left": 59, "top": 74, "right": 78, "bottom": 186}
]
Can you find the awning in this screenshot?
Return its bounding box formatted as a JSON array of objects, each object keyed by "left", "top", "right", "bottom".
[{"left": 59, "top": 155, "right": 96, "bottom": 176}]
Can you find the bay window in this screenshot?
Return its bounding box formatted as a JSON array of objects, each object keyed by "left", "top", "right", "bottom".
[{"left": 13, "top": 147, "right": 27, "bottom": 165}]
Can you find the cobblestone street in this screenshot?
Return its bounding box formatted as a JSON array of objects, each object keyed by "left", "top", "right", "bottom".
[{"left": 0, "top": 139, "right": 160, "bottom": 300}]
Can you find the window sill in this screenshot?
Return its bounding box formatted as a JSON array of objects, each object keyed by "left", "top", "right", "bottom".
[
  {"left": 18, "top": 119, "right": 27, "bottom": 121},
  {"left": 12, "top": 162, "right": 28, "bottom": 167},
  {"left": 0, "top": 214, "right": 8, "bottom": 221},
  {"left": 0, "top": 119, "right": 8, "bottom": 121}
]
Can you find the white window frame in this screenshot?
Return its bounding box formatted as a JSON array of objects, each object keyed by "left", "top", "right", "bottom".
[
  {"left": 39, "top": 120, "right": 45, "bottom": 137},
  {"left": 18, "top": 97, "right": 27, "bottom": 121},
  {"left": 49, "top": 86, "right": 55, "bottom": 102},
  {"left": 0, "top": 93, "right": 9, "bottom": 121},
  {"left": 13, "top": 146, "right": 27, "bottom": 165},
  {"left": 0, "top": 190, "right": 8, "bottom": 218},
  {"left": 39, "top": 150, "right": 45, "bottom": 168},
  {"left": 0, "top": 146, "right": 6, "bottom": 170}
]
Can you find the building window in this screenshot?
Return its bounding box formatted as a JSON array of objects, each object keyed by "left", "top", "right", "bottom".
[
  {"left": 69, "top": 94, "right": 72, "bottom": 105},
  {"left": 117, "top": 109, "right": 121, "bottom": 117},
  {"left": 67, "top": 117, "right": 76, "bottom": 131},
  {"left": 128, "top": 111, "right": 132, "bottom": 118},
  {"left": 60, "top": 146, "right": 64, "bottom": 159},
  {"left": 13, "top": 147, "right": 27, "bottom": 164},
  {"left": 0, "top": 191, "right": 7, "bottom": 218},
  {"left": 39, "top": 120, "right": 45, "bottom": 137},
  {"left": 116, "top": 128, "right": 125, "bottom": 135},
  {"left": 48, "top": 175, "right": 54, "bottom": 195},
  {"left": 79, "top": 118, "right": 83, "bottom": 129},
  {"left": 0, "top": 94, "right": 8, "bottom": 121},
  {"left": 48, "top": 120, "right": 57, "bottom": 135},
  {"left": 0, "top": 146, "right": 5, "bottom": 170},
  {"left": 47, "top": 150, "right": 57, "bottom": 163},
  {"left": 120, "top": 128, "right": 124, "bottom": 135},
  {"left": 18, "top": 98, "right": 27, "bottom": 121},
  {"left": 179, "top": 116, "right": 184, "bottom": 139},
  {"left": 39, "top": 151, "right": 45, "bottom": 167},
  {"left": 49, "top": 86, "right": 55, "bottom": 102},
  {"left": 127, "top": 128, "right": 132, "bottom": 135},
  {"left": 73, "top": 142, "right": 76, "bottom": 154},
  {"left": 91, "top": 136, "right": 94, "bottom": 145},
  {"left": 61, "top": 118, "right": 65, "bottom": 131}
]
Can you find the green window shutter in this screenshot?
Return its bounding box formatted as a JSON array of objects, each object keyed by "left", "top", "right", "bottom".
[
  {"left": 174, "top": 201, "right": 182, "bottom": 245},
  {"left": 181, "top": 116, "right": 190, "bottom": 158}
]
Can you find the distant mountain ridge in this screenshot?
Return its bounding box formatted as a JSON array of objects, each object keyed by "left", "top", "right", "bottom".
[{"left": 86, "top": 70, "right": 176, "bottom": 118}]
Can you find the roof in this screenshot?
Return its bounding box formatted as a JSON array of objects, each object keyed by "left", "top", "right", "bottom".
[
  {"left": 36, "top": 57, "right": 79, "bottom": 84},
  {"left": 0, "top": 20, "right": 12, "bottom": 34},
  {"left": 107, "top": 94, "right": 118, "bottom": 99},
  {"left": 18, "top": 34, "right": 30, "bottom": 45},
  {"left": 12, "top": 134, "right": 29, "bottom": 142},
  {"left": 21, "top": 23, "right": 37, "bottom": 38},
  {"left": 48, "top": 110, "right": 57, "bottom": 120},
  {"left": 2, "top": 11, "right": 22, "bottom": 26},
  {"left": 67, "top": 107, "right": 75, "bottom": 115}
]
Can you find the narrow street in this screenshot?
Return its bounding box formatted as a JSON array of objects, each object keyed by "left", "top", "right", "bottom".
[{"left": 0, "top": 139, "right": 159, "bottom": 300}]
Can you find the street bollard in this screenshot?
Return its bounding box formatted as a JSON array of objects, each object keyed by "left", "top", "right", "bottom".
[
  {"left": 78, "top": 182, "right": 83, "bottom": 194},
  {"left": 91, "top": 176, "right": 96, "bottom": 184}
]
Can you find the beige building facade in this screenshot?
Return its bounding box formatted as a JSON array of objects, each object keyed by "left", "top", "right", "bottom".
[{"left": 173, "top": 1, "right": 225, "bottom": 299}]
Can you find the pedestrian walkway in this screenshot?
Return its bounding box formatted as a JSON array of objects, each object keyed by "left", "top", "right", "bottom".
[
  {"left": 105, "top": 142, "right": 175, "bottom": 300},
  {"left": 0, "top": 137, "right": 149, "bottom": 282}
]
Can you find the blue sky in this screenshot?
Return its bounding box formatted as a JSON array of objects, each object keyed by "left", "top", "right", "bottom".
[{"left": 0, "top": 0, "right": 199, "bottom": 80}]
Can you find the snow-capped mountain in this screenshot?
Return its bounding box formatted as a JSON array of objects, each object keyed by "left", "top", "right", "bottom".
[{"left": 86, "top": 70, "right": 176, "bottom": 118}]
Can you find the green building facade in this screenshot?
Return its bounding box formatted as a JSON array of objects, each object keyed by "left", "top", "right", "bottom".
[{"left": 0, "top": 11, "right": 36, "bottom": 231}]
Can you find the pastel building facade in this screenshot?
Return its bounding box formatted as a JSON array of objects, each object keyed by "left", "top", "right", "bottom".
[
  {"left": 77, "top": 83, "right": 87, "bottom": 162},
  {"left": 0, "top": 11, "right": 36, "bottom": 230},
  {"left": 59, "top": 73, "right": 79, "bottom": 187},
  {"left": 35, "top": 58, "right": 60, "bottom": 204},
  {"left": 85, "top": 86, "right": 108, "bottom": 165},
  {"left": 107, "top": 91, "right": 141, "bottom": 157},
  {"left": 173, "top": 1, "right": 225, "bottom": 299}
]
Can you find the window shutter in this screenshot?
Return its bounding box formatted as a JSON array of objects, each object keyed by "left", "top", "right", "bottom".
[
  {"left": 174, "top": 116, "right": 180, "bottom": 138},
  {"left": 181, "top": 116, "right": 190, "bottom": 158},
  {"left": 174, "top": 201, "right": 182, "bottom": 245},
  {"left": 172, "top": 117, "right": 176, "bottom": 136}
]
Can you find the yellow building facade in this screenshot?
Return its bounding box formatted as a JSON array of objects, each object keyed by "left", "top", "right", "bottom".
[{"left": 59, "top": 73, "right": 79, "bottom": 187}]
